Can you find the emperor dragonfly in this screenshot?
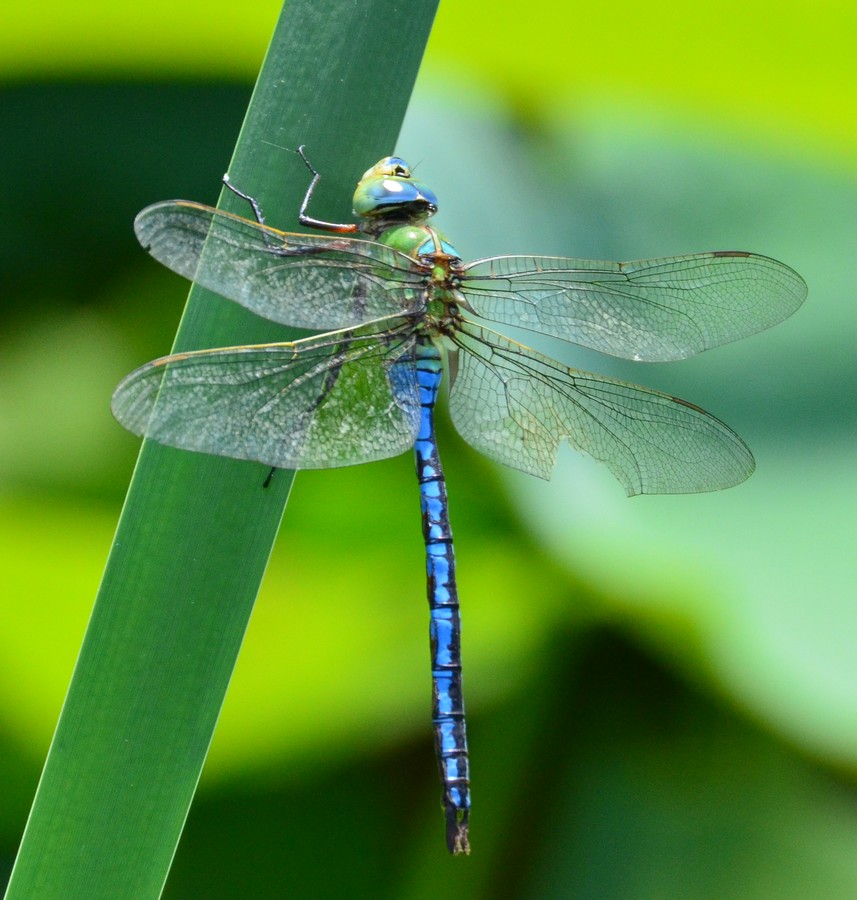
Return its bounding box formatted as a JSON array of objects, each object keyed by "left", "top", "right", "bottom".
[{"left": 112, "top": 151, "right": 806, "bottom": 854}]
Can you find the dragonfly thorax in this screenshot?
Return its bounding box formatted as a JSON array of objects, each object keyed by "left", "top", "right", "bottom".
[{"left": 376, "top": 222, "right": 462, "bottom": 262}]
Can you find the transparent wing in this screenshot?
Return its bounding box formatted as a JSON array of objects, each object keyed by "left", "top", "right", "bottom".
[
  {"left": 134, "top": 201, "right": 428, "bottom": 329},
  {"left": 111, "top": 320, "right": 421, "bottom": 469},
  {"left": 448, "top": 322, "right": 754, "bottom": 495},
  {"left": 460, "top": 252, "right": 807, "bottom": 362}
]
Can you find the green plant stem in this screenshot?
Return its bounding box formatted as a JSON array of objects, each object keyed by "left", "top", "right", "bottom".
[{"left": 4, "top": 1, "right": 439, "bottom": 897}]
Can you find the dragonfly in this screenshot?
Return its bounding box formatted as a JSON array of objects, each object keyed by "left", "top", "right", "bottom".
[{"left": 112, "top": 149, "right": 806, "bottom": 854}]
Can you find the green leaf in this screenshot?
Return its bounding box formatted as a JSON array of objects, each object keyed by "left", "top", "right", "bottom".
[{"left": 3, "top": 1, "right": 439, "bottom": 897}]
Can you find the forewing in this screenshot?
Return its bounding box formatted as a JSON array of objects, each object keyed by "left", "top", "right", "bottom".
[
  {"left": 460, "top": 252, "right": 806, "bottom": 361},
  {"left": 134, "top": 200, "right": 427, "bottom": 329},
  {"left": 448, "top": 323, "right": 754, "bottom": 495},
  {"left": 111, "top": 321, "right": 421, "bottom": 469}
]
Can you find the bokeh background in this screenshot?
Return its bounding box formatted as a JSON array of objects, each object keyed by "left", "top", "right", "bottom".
[{"left": 2, "top": 1, "right": 855, "bottom": 896}]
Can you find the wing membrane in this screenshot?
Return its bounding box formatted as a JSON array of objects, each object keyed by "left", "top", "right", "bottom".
[
  {"left": 448, "top": 322, "right": 754, "bottom": 495},
  {"left": 134, "top": 201, "right": 427, "bottom": 329},
  {"left": 460, "top": 252, "right": 806, "bottom": 361},
  {"left": 111, "top": 320, "right": 421, "bottom": 469}
]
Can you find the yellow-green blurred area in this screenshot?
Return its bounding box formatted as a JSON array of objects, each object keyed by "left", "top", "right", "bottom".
[{"left": 2, "top": 1, "right": 856, "bottom": 896}]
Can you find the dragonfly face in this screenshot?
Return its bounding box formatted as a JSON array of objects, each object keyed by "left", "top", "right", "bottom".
[
  {"left": 113, "top": 151, "right": 806, "bottom": 854},
  {"left": 352, "top": 156, "right": 438, "bottom": 230}
]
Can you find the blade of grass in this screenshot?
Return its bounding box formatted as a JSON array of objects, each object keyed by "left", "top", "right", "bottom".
[{"left": 4, "top": 1, "right": 439, "bottom": 896}]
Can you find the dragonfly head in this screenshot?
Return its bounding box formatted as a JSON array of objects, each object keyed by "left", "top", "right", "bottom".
[{"left": 353, "top": 157, "right": 438, "bottom": 230}]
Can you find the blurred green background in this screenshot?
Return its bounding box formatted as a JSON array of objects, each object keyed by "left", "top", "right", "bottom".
[{"left": 2, "top": 1, "right": 855, "bottom": 897}]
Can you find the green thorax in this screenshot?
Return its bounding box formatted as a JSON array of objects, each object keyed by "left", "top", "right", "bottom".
[{"left": 376, "top": 223, "right": 460, "bottom": 262}]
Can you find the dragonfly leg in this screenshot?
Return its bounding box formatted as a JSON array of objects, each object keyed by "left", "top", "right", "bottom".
[
  {"left": 294, "top": 145, "right": 360, "bottom": 235},
  {"left": 295, "top": 144, "right": 320, "bottom": 222},
  {"left": 222, "top": 174, "right": 267, "bottom": 226}
]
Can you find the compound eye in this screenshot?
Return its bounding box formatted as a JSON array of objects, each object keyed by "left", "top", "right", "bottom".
[{"left": 381, "top": 157, "right": 411, "bottom": 178}]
